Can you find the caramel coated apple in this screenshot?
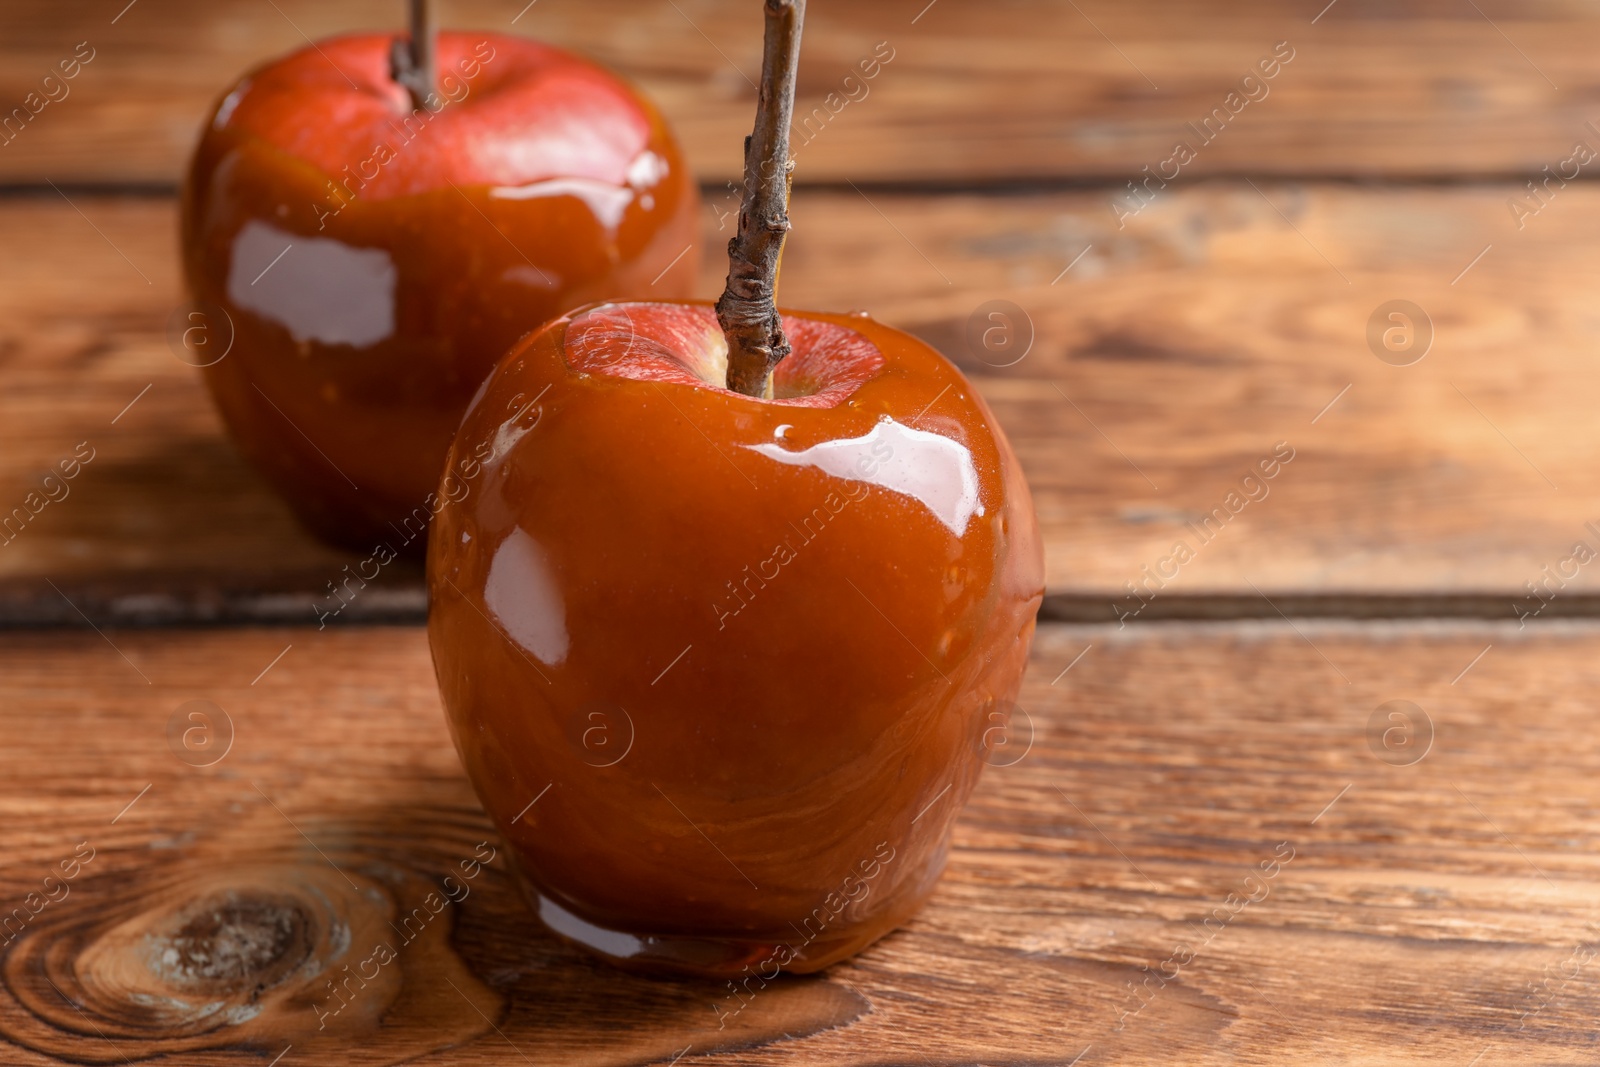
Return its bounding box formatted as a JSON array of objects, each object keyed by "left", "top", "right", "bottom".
[
  {"left": 181, "top": 32, "right": 700, "bottom": 551},
  {"left": 427, "top": 301, "right": 1043, "bottom": 978}
]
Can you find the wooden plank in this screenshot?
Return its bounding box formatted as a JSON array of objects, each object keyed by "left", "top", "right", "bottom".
[
  {"left": 0, "top": 0, "right": 1597, "bottom": 185},
  {"left": 3, "top": 181, "right": 1598, "bottom": 619},
  {"left": 0, "top": 194, "right": 422, "bottom": 625},
  {"left": 870, "top": 180, "right": 1600, "bottom": 604},
  {"left": 0, "top": 619, "right": 1593, "bottom": 1064}
]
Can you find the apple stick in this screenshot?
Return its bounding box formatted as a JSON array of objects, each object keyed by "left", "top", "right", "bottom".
[
  {"left": 718, "top": 0, "right": 806, "bottom": 398},
  {"left": 390, "top": 0, "right": 436, "bottom": 111}
]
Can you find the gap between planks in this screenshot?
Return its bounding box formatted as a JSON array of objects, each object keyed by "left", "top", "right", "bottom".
[
  {"left": 0, "top": 583, "right": 1591, "bottom": 629},
  {"left": 10, "top": 172, "right": 1600, "bottom": 201}
]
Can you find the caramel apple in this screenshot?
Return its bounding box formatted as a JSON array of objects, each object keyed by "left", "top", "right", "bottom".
[
  {"left": 180, "top": 10, "right": 700, "bottom": 551},
  {"left": 426, "top": 0, "right": 1042, "bottom": 979}
]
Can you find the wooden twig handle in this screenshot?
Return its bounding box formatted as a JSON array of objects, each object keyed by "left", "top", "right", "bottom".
[
  {"left": 717, "top": 0, "right": 806, "bottom": 398},
  {"left": 390, "top": 0, "right": 436, "bottom": 110}
]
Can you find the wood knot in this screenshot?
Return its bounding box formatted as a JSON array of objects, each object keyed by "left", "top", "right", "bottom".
[
  {"left": 147, "top": 890, "right": 312, "bottom": 995},
  {"left": 0, "top": 850, "right": 500, "bottom": 1064},
  {"left": 0, "top": 809, "right": 871, "bottom": 1064}
]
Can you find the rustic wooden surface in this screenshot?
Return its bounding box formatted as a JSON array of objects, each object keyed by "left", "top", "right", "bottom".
[
  {"left": 3, "top": 182, "right": 1599, "bottom": 619},
  {"left": 0, "top": 621, "right": 1594, "bottom": 1065},
  {"left": 1, "top": 0, "right": 1597, "bottom": 186},
  {"left": 5, "top": 1, "right": 1597, "bottom": 1063}
]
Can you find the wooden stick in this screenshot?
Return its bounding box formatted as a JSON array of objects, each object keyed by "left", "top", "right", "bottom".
[
  {"left": 390, "top": 0, "right": 436, "bottom": 111},
  {"left": 717, "top": 0, "right": 806, "bottom": 398}
]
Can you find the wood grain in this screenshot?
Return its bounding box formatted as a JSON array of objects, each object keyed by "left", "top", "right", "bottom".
[
  {"left": 1, "top": 0, "right": 1597, "bottom": 185},
  {"left": 4, "top": 181, "right": 1599, "bottom": 619},
  {"left": 0, "top": 620, "right": 1595, "bottom": 1064}
]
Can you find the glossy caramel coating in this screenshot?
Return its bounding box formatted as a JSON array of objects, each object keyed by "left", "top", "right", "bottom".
[
  {"left": 181, "top": 33, "right": 700, "bottom": 552},
  {"left": 428, "top": 302, "right": 1044, "bottom": 977}
]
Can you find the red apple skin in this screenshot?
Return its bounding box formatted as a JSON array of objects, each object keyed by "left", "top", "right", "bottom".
[
  {"left": 181, "top": 32, "right": 700, "bottom": 553},
  {"left": 427, "top": 301, "right": 1044, "bottom": 977}
]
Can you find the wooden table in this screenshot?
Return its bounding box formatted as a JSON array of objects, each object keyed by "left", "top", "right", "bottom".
[{"left": 3, "top": 2, "right": 1598, "bottom": 1063}]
